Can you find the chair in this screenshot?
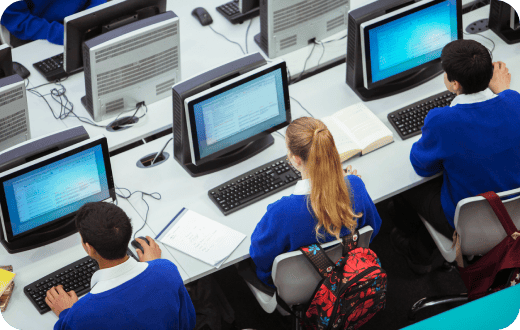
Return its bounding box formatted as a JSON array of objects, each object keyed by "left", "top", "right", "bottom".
[
  {"left": 409, "top": 187, "right": 520, "bottom": 320},
  {"left": 244, "top": 225, "right": 374, "bottom": 328}
]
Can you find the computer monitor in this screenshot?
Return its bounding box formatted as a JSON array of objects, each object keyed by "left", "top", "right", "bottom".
[
  {"left": 0, "top": 134, "right": 115, "bottom": 253},
  {"left": 0, "top": 45, "right": 14, "bottom": 78},
  {"left": 172, "top": 53, "right": 291, "bottom": 177},
  {"left": 489, "top": 0, "right": 520, "bottom": 44},
  {"left": 81, "top": 11, "right": 180, "bottom": 123},
  {"left": 254, "top": 0, "right": 350, "bottom": 58},
  {"left": 64, "top": 0, "right": 167, "bottom": 74},
  {"left": 346, "top": 0, "right": 462, "bottom": 101}
]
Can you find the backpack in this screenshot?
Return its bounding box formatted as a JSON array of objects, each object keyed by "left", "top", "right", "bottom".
[
  {"left": 453, "top": 191, "right": 520, "bottom": 301},
  {"left": 297, "top": 230, "right": 387, "bottom": 330}
]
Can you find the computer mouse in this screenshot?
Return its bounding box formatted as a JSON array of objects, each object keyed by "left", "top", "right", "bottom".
[
  {"left": 12, "top": 62, "right": 30, "bottom": 79},
  {"left": 192, "top": 7, "right": 213, "bottom": 26},
  {"left": 131, "top": 236, "right": 150, "bottom": 254}
]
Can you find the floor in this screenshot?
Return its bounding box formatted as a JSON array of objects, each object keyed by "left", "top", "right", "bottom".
[{"left": 208, "top": 199, "right": 468, "bottom": 330}]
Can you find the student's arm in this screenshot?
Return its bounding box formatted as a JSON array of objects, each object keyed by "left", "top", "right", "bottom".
[
  {"left": 177, "top": 284, "right": 196, "bottom": 330},
  {"left": 409, "top": 114, "right": 444, "bottom": 177},
  {"left": 1, "top": 1, "right": 64, "bottom": 45},
  {"left": 250, "top": 201, "right": 289, "bottom": 283},
  {"left": 347, "top": 176, "right": 382, "bottom": 240}
]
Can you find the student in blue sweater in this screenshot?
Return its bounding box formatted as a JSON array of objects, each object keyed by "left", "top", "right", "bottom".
[
  {"left": 1, "top": 0, "right": 106, "bottom": 45},
  {"left": 44, "top": 202, "right": 196, "bottom": 330},
  {"left": 246, "top": 117, "right": 382, "bottom": 290},
  {"left": 391, "top": 39, "right": 520, "bottom": 274}
]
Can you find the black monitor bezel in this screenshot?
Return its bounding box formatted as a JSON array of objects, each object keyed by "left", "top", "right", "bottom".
[
  {"left": 0, "top": 45, "right": 13, "bottom": 79},
  {"left": 362, "top": 0, "right": 462, "bottom": 90},
  {"left": 0, "top": 137, "right": 115, "bottom": 243},
  {"left": 186, "top": 61, "right": 291, "bottom": 166},
  {"left": 64, "top": 0, "right": 167, "bottom": 73}
]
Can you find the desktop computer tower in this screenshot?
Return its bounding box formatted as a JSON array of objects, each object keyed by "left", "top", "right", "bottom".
[
  {"left": 489, "top": 0, "right": 520, "bottom": 44},
  {"left": 255, "top": 0, "right": 350, "bottom": 58},
  {"left": 0, "top": 74, "right": 31, "bottom": 152},
  {"left": 82, "top": 11, "right": 180, "bottom": 122}
]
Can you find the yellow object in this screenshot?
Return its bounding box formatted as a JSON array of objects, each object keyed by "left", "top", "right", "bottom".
[{"left": 0, "top": 268, "right": 15, "bottom": 296}]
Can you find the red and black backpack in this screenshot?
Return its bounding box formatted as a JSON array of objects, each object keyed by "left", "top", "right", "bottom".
[{"left": 296, "top": 230, "right": 387, "bottom": 330}]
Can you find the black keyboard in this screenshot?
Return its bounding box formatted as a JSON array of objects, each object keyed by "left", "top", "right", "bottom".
[
  {"left": 209, "top": 155, "right": 302, "bottom": 215},
  {"left": 24, "top": 249, "right": 138, "bottom": 314},
  {"left": 33, "top": 53, "right": 68, "bottom": 82},
  {"left": 387, "top": 91, "right": 456, "bottom": 140},
  {"left": 216, "top": 0, "right": 260, "bottom": 24}
]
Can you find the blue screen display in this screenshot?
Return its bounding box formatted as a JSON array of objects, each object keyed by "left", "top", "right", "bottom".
[
  {"left": 3, "top": 144, "right": 110, "bottom": 237},
  {"left": 368, "top": 0, "right": 458, "bottom": 83},
  {"left": 192, "top": 68, "right": 287, "bottom": 159}
]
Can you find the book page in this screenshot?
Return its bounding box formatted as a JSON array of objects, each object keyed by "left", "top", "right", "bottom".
[
  {"left": 333, "top": 103, "right": 393, "bottom": 150},
  {"left": 158, "top": 210, "right": 246, "bottom": 268},
  {"left": 321, "top": 116, "right": 361, "bottom": 159}
]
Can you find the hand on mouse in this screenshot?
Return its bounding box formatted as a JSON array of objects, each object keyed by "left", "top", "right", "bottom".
[{"left": 136, "top": 236, "right": 161, "bottom": 262}]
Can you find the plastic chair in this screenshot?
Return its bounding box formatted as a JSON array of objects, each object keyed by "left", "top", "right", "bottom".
[
  {"left": 409, "top": 187, "right": 520, "bottom": 319},
  {"left": 244, "top": 226, "right": 374, "bottom": 328}
]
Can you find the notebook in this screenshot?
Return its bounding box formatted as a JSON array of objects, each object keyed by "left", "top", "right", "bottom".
[
  {"left": 0, "top": 267, "right": 15, "bottom": 297},
  {"left": 321, "top": 103, "right": 394, "bottom": 162},
  {"left": 156, "top": 208, "right": 246, "bottom": 268}
]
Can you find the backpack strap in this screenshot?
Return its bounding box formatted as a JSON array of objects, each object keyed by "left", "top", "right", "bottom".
[
  {"left": 299, "top": 243, "right": 336, "bottom": 278},
  {"left": 479, "top": 192, "right": 520, "bottom": 239},
  {"left": 341, "top": 229, "right": 360, "bottom": 255}
]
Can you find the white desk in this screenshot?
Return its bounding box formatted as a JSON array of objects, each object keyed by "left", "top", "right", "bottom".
[{"left": 109, "top": 4, "right": 520, "bottom": 284}]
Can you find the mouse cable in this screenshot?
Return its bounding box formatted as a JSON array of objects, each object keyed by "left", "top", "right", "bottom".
[
  {"left": 291, "top": 42, "right": 317, "bottom": 84},
  {"left": 115, "top": 187, "right": 162, "bottom": 240},
  {"left": 290, "top": 96, "right": 314, "bottom": 118},
  {"left": 245, "top": 17, "right": 254, "bottom": 53},
  {"left": 463, "top": 31, "right": 495, "bottom": 54},
  {"left": 209, "top": 25, "right": 246, "bottom": 55}
]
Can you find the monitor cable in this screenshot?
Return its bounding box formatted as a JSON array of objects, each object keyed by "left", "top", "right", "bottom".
[
  {"left": 463, "top": 31, "right": 495, "bottom": 54},
  {"left": 291, "top": 42, "right": 317, "bottom": 84},
  {"left": 290, "top": 96, "right": 314, "bottom": 118},
  {"left": 151, "top": 137, "right": 173, "bottom": 165},
  {"left": 274, "top": 131, "right": 285, "bottom": 139},
  {"left": 115, "top": 187, "right": 162, "bottom": 241}
]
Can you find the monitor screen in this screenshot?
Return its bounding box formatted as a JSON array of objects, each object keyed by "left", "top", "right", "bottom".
[
  {"left": 362, "top": 0, "right": 460, "bottom": 89},
  {"left": 185, "top": 61, "right": 290, "bottom": 165},
  {"left": 0, "top": 137, "right": 114, "bottom": 242}
]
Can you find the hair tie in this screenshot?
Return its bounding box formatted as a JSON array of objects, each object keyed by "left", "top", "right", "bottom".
[{"left": 313, "top": 128, "right": 325, "bottom": 137}]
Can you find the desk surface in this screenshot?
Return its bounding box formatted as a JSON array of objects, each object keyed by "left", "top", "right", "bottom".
[{"left": 3, "top": 2, "right": 520, "bottom": 329}]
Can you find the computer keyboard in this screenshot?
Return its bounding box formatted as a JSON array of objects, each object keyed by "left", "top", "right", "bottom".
[
  {"left": 216, "top": 0, "right": 260, "bottom": 24},
  {"left": 33, "top": 53, "right": 68, "bottom": 82},
  {"left": 24, "top": 249, "right": 138, "bottom": 314},
  {"left": 209, "top": 155, "right": 302, "bottom": 215},
  {"left": 387, "top": 90, "right": 456, "bottom": 140}
]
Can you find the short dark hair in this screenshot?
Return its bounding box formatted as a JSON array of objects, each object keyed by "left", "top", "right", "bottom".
[
  {"left": 441, "top": 39, "right": 493, "bottom": 94},
  {"left": 75, "top": 202, "right": 132, "bottom": 260}
]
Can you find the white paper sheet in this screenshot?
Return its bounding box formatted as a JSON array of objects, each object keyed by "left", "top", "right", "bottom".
[{"left": 158, "top": 209, "right": 246, "bottom": 268}]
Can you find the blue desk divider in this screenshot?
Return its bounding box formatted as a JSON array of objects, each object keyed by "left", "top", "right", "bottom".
[{"left": 404, "top": 285, "right": 520, "bottom": 330}]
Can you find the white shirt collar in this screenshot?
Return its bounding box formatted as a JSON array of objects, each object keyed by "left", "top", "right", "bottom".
[
  {"left": 450, "top": 88, "right": 497, "bottom": 107},
  {"left": 293, "top": 179, "right": 311, "bottom": 195},
  {"left": 90, "top": 257, "right": 147, "bottom": 294}
]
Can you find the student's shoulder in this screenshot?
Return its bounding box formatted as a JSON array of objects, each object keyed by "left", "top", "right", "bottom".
[
  {"left": 146, "top": 259, "right": 183, "bottom": 283},
  {"left": 345, "top": 175, "right": 367, "bottom": 195},
  {"left": 265, "top": 194, "right": 306, "bottom": 215},
  {"left": 499, "top": 89, "right": 520, "bottom": 100}
]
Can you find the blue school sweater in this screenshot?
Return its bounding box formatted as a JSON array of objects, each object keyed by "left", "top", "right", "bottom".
[
  {"left": 410, "top": 89, "right": 520, "bottom": 228},
  {"left": 250, "top": 175, "right": 382, "bottom": 286},
  {"left": 1, "top": 0, "right": 106, "bottom": 45},
  {"left": 54, "top": 259, "right": 196, "bottom": 330}
]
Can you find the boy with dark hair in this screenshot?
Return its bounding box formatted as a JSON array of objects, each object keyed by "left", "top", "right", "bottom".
[
  {"left": 392, "top": 39, "right": 520, "bottom": 274},
  {"left": 45, "top": 202, "right": 196, "bottom": 330},
  {"left": 1, "top": 0, "right": 106, "bottom": 45}
]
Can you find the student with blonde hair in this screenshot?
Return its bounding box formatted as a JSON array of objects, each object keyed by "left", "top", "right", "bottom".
[{"left": 247, "top": 117, "right": 382, "bottom": 289}]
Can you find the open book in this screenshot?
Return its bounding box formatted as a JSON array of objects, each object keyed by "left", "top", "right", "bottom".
[{"left": 321, "top": 103, "right": 394, "bottom": 162}]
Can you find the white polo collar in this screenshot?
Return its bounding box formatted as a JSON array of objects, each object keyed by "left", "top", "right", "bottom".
[
  {"left": 450, "top": 88, "right": 497, "bottom": 107},
  {"left": 90, "top": 257, "right": 147, "bottom": 294},
  {"left": 293, "top": 179, "right": 311, "bottom": 195}
]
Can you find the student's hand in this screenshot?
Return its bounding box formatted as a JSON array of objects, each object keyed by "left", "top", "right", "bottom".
[
  {"left": 343, "top": 165, "right": 361, "bottom": 178},
  {"left": 45, "top": 285, "right": 78, "bottom": 317},
  {"left": 488, "top": 61, "right": 511, "bottom": 94},
  {"left": 136, "top": 236, "right": 162, "bottom": 262}
]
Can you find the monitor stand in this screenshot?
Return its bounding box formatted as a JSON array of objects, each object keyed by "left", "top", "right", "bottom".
[
  {"left": 352, "top": 62, "right": 444, "bottom": 101},
  {"left": 1, "top": 217, "right": 77, "bottom": 254},
  {"left": 180, "top": 134, "right": 274, "bottom": 177}
]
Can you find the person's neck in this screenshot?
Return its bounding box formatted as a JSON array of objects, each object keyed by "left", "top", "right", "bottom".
[{"left": 95, "top": 255, "right": 129, "bottom": 270}]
